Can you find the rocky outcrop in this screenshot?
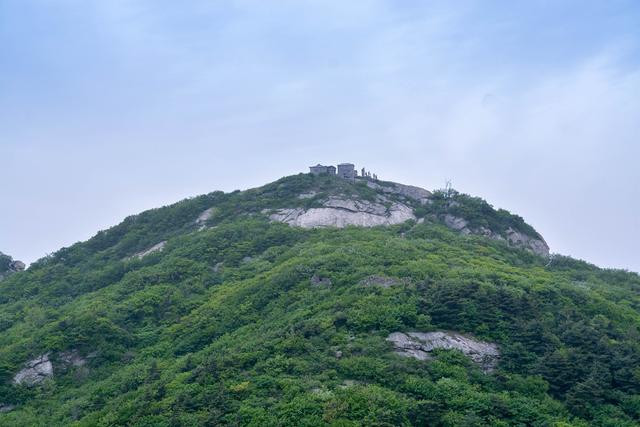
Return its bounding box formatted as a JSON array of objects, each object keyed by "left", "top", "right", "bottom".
[
  {"left": 0, "top": 252, "right": 25, "bottom": 281},
  {"left": 9, "top": 260, "right": 25, "bottom": 271},
  {"left": 0, "top": 404, "right": 15, "bottom": 413},
  {"left": 359, "top": 275, "right": 403, "bottom": 288},
  {"left": 12, "top": 351, "right": 92, "bottom": 387},
  {"left": 13, "top": 354, "right": 53, "bottom": 386},
  {"left": 440, "top": 215, "right": 549, "bottom": 257},
  {"left": 443, "top": 214, "right": 470, "bottom": 232},
  {"left": 297, "top": 191, "right": 317, "bottom": 199},
  {"left": 505, "top": 227, "right": 550, "bottom": 257},
  {"left": 127, "top": 241, "right": 166, "bottom": 260},
  {"left": 58, "top": 350, "right": 88, "bottom": 368},
  {"left": 366, "top": 181, "right": 432, "bottom": 204},
  {"left": 387, "top": 331, "right": 500, "bottom": 373},
  {"left": 196, "top": 207, "right": 216, "bottom": 230},
  {"left": 268, "top": 197, "right": 415, "bottom": 228}
]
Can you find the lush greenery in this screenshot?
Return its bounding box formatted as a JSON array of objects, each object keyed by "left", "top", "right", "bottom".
[
  {"left": 0, "top": 252, "right": 13, "bottom": 274},
  {"left": 423, "top": 189, "right": 543, "bottom": 239},
  {"left": 1, "top": 174, "right": 639, "bottom": 426}
]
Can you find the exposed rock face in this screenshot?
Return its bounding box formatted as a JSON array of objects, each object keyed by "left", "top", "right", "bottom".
[
  {"left": 0, "top": 252, "right": 25, "bottom": 281},
  {"left": 359, "top": 275, "right": 402, "bottom": 288},
  {"left": 9, "top": 260, "right": 26, "bottom": 271},
  {"left": 297, "top": 191, "right": 317, "bottom": 199},
  {"left": 213, "top": 262, "right": 224, "bottom": 273},
  {"left": 505, "top": 227, "right": 550, "bottom": 257},
  {"left": 443, "top": 214, "right": 469, "bottom": 232},
  {"left": 196, "top": 207, "right": 216, "bottom": 230},
  {"left": 366, "top": 181, "right": 432, "bottom": 204},
  {"left": 58, "top": 350, "right": 88, "bottom": 367},
  {"left": 441, "top": 215, "right": 549, "bottom": 257},
  {"left": 0, "top": 404, "right": 15, "bottom": 413},
  {"left": 128, "top": 241, "right": 166, "bottom": 260},
  {"left": 387, "top": 331, "right": 500, "bottom": 373},
  {"left": 13, "top": 354, "right": 53, "bottom": 386},
  {"left": 12, "top": 351, "right": 93, "bottom": 387},
  {"left": 268, "top": 197, "right": 415, "bottom": 228}
]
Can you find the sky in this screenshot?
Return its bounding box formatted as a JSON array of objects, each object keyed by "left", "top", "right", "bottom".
[{"left": 1, "top": 0, "right": 639, "bottom": 272}]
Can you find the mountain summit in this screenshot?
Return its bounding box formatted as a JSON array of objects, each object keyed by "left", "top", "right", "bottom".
[
  {"left": 262, "top": 172, "right": 549, "bottom": 256},
  {"left": 0, "top": 172, "right": 638, "bottom": 426}
]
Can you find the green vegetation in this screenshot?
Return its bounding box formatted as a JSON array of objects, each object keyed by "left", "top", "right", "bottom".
[
  {"left": 1, "top": 175, "right": 639, "bottom": 426},
  {"left": 0, "top": 252, "right": 12, "bottom": 273},
  {"left": 424, "top": 189, "right": 542, "bottom": 238}
]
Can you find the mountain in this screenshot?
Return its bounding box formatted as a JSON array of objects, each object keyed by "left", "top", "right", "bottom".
[{"left": 1, "top": 173, "right": 639, "bottom": 426}]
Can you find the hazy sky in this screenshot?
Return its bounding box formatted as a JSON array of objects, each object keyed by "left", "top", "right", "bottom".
[{"left": 2, "top": 1, "right": 639, "bottom": 272}]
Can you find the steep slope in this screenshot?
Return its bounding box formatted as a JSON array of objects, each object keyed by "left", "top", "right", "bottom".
[{"left": 1, "top": 174, "right": 639, "bottom": 426}]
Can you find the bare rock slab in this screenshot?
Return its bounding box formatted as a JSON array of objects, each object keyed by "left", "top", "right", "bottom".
[
  {"left": 366, "top": 181, "right": 432, "bottom": 204},
  {"left": 127, "top": 241, "right": 166, "bottom": 260},
  {"left": 13, "top": 354, "right": 53, "bottom": 386},
  {"left": 387, "top": 331, "right": 499, "bottom": 373},
  {"left": 359, "top": 275, "right": 403, "bottom": 288},
  {"left": 269, "top": 197, "right": 415, "bottom": 228},
  {"left": 195, "top": 207, "right": 216, "bottom": 230}
]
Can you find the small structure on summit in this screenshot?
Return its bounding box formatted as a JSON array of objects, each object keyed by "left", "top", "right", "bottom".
[
  {"left": 337, "top": 163, "right": 356, "bottom": 180},
  {"left": 309, "top": 164, "right": 336, "bottom": 175},
  {"left": 309, "top": 162, "right": 376, "bottom": 181}
]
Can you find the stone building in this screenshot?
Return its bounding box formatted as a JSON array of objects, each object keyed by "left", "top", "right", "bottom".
[
  {"left": 309, "top": 164, "right": 336, "bottom": 175},
  {"left": 337, "top": 163, "right": 356, "bottom": 180}
]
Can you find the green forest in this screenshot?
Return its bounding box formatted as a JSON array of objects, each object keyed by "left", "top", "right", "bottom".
[{"left": 1, "top": 174, "right": 639, "bottom": 426}]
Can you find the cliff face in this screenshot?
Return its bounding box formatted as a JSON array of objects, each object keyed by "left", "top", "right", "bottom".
[{"left": 0, "top": 252, "right": 25, "bottom": 281}]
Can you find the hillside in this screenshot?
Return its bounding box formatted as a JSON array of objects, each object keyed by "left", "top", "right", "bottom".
[{"left": 1, "top": 173, "right": 640, "bottom": 426}]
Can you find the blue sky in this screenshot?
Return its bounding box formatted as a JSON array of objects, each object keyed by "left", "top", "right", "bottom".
[{"left": 1, "top": 1, "right": 639, "bottom": 272}]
